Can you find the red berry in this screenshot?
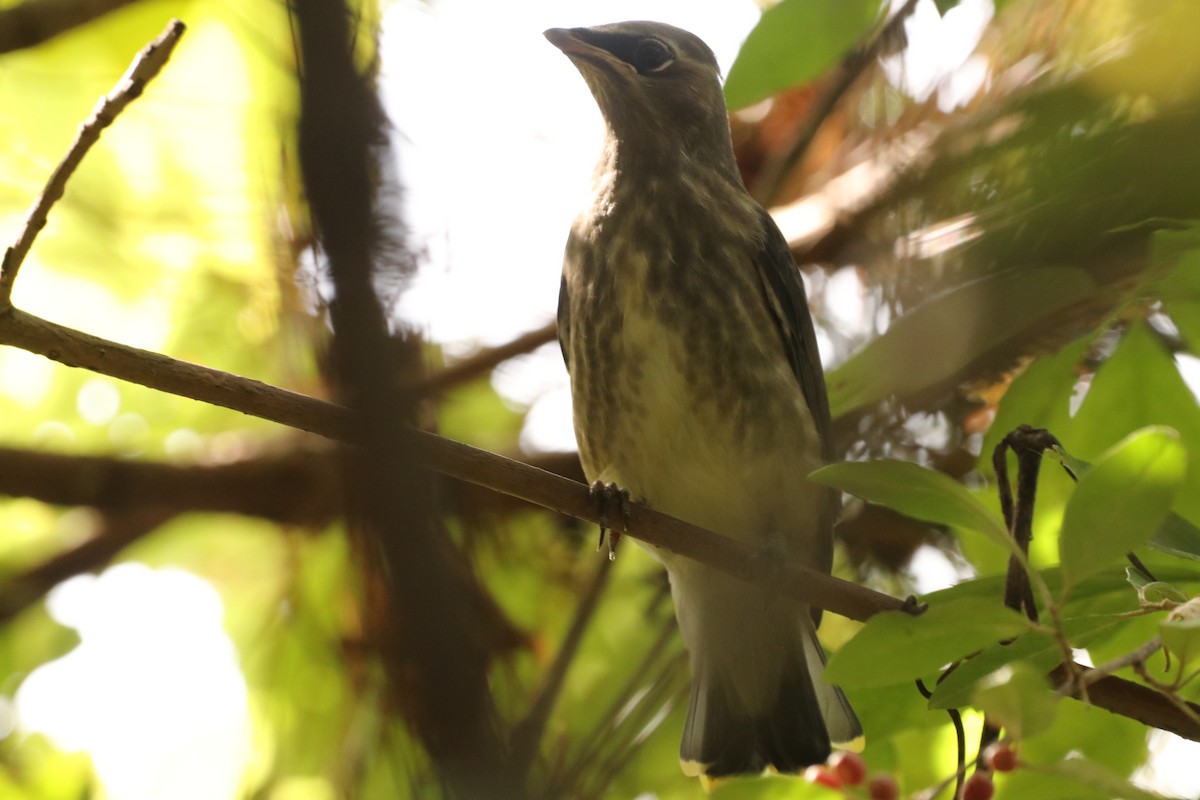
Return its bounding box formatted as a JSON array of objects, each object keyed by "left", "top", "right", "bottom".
[
  {"left": 984, "top": 743, "right": 1018, "bottom": 772},
  {"left": 963, "top": 771, "right": 995, "bottom": 800},
  {"left": 867, "top": 773, "right": 900, "bottom": 800},
  {"left": 831, "top": 751, "right": 867, "bottom": 786},
  {"left": 804, "top": 765, "right": 842, "bottom": 789}
]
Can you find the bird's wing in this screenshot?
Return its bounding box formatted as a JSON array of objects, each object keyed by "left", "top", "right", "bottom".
[
  {"left": 557, "top": 272, "right": 572, "bottom": 374},
  {"left": 752, "top": 207, "right": 832, "bottom": 461}
]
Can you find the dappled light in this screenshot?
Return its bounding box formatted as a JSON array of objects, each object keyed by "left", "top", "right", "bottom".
[{"left": 0, "top": 0, "right": 1199, "bottom": 797}]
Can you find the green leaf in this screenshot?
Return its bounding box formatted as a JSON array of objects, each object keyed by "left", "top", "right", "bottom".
[
  {"left": 811, "top": 459, "right": 1010, "bottom": 548},
  {"left": 1028, "top": 755, "right": 1168, "bottom": 800},
  {"left": 1160, "top": 598, "right": 1200, "bottom": 668},
  {"left": 1071, "top": 322, "right": 1200, "bottom": 524},
  {"left": 824, "top": 598, "right": 1032, "bottom": 688},
  {"left": 1054, "top": 448, "right": 1200, "bottom": 562},
  {"left": 723, "top": 0, "right": 881, "bottom": 109},
  {"left": 1148, "top": 512, "right": 1200, "bottom": 562},
  {"left": 827, "top": 267, "right": 1096, "bottom": 419},
  {"left": 972, "top": 662, "right": 1061, "bottom": 739},
  {"left": 1126, "top": 566, "right": 1191, "bottom": 604},
  {"left": 1059, "top": 427, "right": 1187, "bottom": 589}
]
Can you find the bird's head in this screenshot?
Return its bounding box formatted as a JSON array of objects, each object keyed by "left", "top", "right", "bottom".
[{"left": 545, "top": 21, "right": 736, "bottom": 179}]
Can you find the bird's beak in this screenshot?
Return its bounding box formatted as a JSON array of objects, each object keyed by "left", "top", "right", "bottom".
[
  {"left": 543, "top": 28, "right": 590, "bottom": 56},
  {"left": 544, "top": 27, "right": 634, "bottom": 74}
]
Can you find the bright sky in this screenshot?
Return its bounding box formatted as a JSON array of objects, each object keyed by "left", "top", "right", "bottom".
[
  {"left": 380, "top": 0, "right": 762, "bottom": 453},
  {"left": 15, "top": 564, "right": 251, "bottom": 800}
]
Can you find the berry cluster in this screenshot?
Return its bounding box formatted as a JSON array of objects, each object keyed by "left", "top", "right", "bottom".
[
  {"left": 804, "top": 752, "right": 898, "bottom": 799},
  {"left": 802, "top": 743, "right": 1018, "bottom": 799}
]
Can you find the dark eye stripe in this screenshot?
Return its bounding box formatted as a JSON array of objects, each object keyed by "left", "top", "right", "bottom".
[{"left": 572, "top": 29, "right": 676, "bottom": 75}]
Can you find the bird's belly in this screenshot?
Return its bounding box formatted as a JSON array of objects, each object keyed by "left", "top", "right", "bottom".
[{"left": 574, "top": 307, "right": 823, "bottom": 556}]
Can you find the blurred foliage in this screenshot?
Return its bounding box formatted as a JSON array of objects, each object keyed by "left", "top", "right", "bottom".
[{"left": 0, "top": 0, "right": 1199, "bottom": 799}]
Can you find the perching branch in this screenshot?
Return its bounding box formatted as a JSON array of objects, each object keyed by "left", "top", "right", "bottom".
[{"left": 0, "top": 302, "right": 909, "bottom": 623}]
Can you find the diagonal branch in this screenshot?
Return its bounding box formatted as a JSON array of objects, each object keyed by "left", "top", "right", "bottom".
[
  {"left": 0, "top": 18, "right": 185, "bottom": 306},
  {"left": 414, "top": 321, "right": 558, "bottom": 397},
  {"left": 0, "top": 304, "right": 904, "bottom": 624},
  {"left": 0, "top": 507, "right": 174, "bottom": 623},
  {"left": 0, "top": 444, "right": 341, "bottom": 524}
]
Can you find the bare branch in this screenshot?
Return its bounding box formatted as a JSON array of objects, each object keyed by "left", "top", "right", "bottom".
[
  {"left": 0, "top": 307, "right": 354, "bottom": 436},
  {"left": 415, "top": 321, "right": 558, "bottom": 397},
  {"left": 0, "top": 306, "right": 904, "bottom": 623},
  {"left": 1051, "top": 662, "right": 1200, "bottom": 741},
  {"left": 0, "top": 508, "right": 172, "bottom": 623},
  {"left": 0, "top": 444, "right": 340, "bottom": 525},
  {"left": 0, "top": 18, "right": 185, "bottom": 307}
]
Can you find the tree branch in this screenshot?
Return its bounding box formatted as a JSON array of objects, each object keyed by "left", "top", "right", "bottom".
[
  {"left": 0, "top": 444, "right": 340, "bottom": 524},
  {"left": 0, "top": 18, "right": 185, "bottom": 306},
  {"left": 0, "top": 304, "right": 904, "bottom": 622},
  {"left": 1051, "top": 662, "right": 1200, "bottom": 741},
  {"left": 0, "top": 507, "right": 173, "bottom": 623},
  {"left": 510, "top": 557, "right": 614, "bottom": 776},
  {"left": 414, "top": 321, "right": 558, "bottom": 397}
]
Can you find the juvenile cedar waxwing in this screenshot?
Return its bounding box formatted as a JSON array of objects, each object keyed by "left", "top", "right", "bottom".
[{"left": 546, "top": 21, "right": 862, "bottom": 779}]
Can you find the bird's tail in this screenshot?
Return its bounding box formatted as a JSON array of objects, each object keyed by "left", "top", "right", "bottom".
[{"left": 679, "top": 615, "right": 861, "bottom": 779}]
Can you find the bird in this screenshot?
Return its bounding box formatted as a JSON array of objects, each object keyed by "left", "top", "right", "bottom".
[{"left": 545, "top": 20, "right": 862, "bottom": 780}]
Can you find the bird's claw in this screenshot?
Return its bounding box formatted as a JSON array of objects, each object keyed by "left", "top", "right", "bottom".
[{"left": 590, "top": 480, "right": 631, "bottom": 560}]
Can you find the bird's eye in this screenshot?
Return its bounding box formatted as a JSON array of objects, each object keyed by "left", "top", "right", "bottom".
[{"left": 633, "top": 38, "right": 674, "bottom": 74}]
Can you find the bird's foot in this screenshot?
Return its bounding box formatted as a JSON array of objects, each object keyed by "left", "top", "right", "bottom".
[{"left": 590, "top": 480, "right": 631, "bottom": 561}]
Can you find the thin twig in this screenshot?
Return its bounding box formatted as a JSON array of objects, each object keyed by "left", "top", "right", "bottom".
[
  {"left": 584, "top": 650, "right": 687, "bottom": 799},
  {"left": 917, "top": 677, "right": 966, "bottom": 799},
  {"left": 0, "top": 19, "right": 186, "bottom": 307},
  {"left": 996, "top": 425, "right": 1061, "bottom": 622},
  {"left": 414, "top": 321, "right": 558, "bottom": 397},
  {"left": 1065, "top": 637, "right": 1164, "bottom": 696}
]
